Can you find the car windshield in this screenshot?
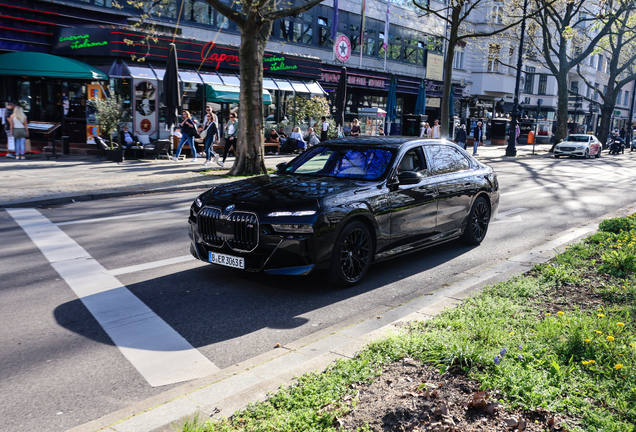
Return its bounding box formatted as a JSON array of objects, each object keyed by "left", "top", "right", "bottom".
[
  {"left": 285, "top": 145, "right": 395, "bottom": 180},
  {"left": 565, "top": 135, "right": 590, "bottom": 142}
]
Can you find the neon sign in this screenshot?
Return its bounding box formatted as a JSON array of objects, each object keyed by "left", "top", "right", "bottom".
[
  {"left": 59, "top": 34, "right": 108, "bottom": 50},
  {"left": 200, "top": 42, "right": 240, "bottom": 69},
  {"left": 264, "top": 56, "right": 298, "bottom": 71}
]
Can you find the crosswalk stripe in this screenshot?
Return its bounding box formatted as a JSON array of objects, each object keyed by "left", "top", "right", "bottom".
[{"left": 8, "top": 208, "right": 218, "bottom": 387}]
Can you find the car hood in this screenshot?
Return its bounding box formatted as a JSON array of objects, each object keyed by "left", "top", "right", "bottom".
[{"left": 201, "top": 174, "right": 377, "bottom": 210}]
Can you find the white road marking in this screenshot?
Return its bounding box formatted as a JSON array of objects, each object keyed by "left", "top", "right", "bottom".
[
  {"left": 492, "top": 208, "right": 528, "bottom": 224},
  {"left": 109, "top": 255, "right": 195, "bottom": 276},
  {"left": 500, "top": 171, "right": 636, "bottom": 198},
  {"left": 8, "top": 208, "right": 218, "bottom": 387},
  {"left": 56, "top": 207, "right": 190, "bottom": 226}
]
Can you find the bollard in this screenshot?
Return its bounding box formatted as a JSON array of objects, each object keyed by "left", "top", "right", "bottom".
[{"left": 62, "top": 136, "right": 70, "bottom": 155}]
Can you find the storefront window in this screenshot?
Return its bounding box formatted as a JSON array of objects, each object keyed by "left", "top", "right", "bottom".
[{"left": 17, "top": 81, "right": 31, "bottom": 113}]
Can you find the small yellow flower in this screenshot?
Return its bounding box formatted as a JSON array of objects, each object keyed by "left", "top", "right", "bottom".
[
  {"left": 598, "top": 314, "right": 605, "bottom": 318},
  {"left": 546, "top": 313, "right": 551, "bottom": 316},
  {"left": 557, "top": 311, "right": 564, "bottom": 316},
  {"left": 607, "top": 336, "right": 615, "bottom": 342},
  {"left": 509, "top": 332, "right": 514, "bottom": 336},
  {"left": 589, "top": 360, "right": 596, "bottom": 364},
  {"left": 582, "top": 360, "right": 589, "bottom": 365},
  {"left": 631, "top": 343, "right": 635, "bottom": 348},
  {"left": 617, "top": 322, "right": 625, "bottom": 327},
  {"left": 584, "top": 339, "right": 591, "bottom": 343},
  {"left": 595, "top": 330, "right": 602, "bottom": 334},
  {"left": 622, "top": 286, "right": 627, "bottom": 290},
  {"left": 615, "top": 364, "right": 623, "bottom": 370}
]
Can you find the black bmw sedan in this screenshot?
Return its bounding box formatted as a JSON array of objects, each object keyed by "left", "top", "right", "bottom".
[{"left": 189, "top": 137, "right": 499, "bottom": 287}]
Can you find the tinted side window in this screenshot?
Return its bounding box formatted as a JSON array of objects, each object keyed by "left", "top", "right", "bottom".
[{"left": 429, "top": 145, "right": 471, "bottom": 175}]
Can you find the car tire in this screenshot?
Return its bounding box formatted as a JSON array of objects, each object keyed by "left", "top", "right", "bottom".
[
  {"left": 554, "top": 155, "right": 560, "bottom": 158},
  {"left": 461, "top": 196, "right": 491, "bottom": 246},
  {"left": 327, "top": 220, "right": 373, "bottom": 288},
  {"left": 584, "top": 149, "right": 590, "bottom": 159},
  {"left": 596, "top": 147, "right": 601, "bottom": 158}
]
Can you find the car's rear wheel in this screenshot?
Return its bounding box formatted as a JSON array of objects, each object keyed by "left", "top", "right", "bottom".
[
  {"left": 596, "top": 147, "right": 601, "bottom": 158},
  {"left": 327, "top": 220, "right": 372, "bottom": 288},
  {"left": 461, "top": 196, "right": 490, "bottom": 245}
]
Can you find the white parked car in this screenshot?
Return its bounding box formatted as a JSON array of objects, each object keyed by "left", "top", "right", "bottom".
[{"left": 554, "top": 134, "right": 602, "bottom": 159}]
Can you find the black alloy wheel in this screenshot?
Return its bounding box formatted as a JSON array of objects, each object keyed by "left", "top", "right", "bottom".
[
  {"left": 462, "top": 196, "right": 491, "bottom": 245},
  {"left": 328, "top": 220, "right": 372, "bottom": 287}
]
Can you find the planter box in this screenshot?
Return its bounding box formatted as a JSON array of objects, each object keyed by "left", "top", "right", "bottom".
[{"left": 106, "top": 149, "right": 123, "bottom": 162}]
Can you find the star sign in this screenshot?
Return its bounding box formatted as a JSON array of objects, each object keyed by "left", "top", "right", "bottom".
[{"left": 339, "top": 42, "right": 348, "bottom": 55}]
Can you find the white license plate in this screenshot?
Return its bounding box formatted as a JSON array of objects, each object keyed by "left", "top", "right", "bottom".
[{"left": 209, "top": 252, "right": 245, "bottom": 269}]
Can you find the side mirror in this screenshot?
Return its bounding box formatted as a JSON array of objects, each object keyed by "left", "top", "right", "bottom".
[
  {"left": 276, "top": 162, "right": 288, "bottom": 174},
  {"left": 397, "top": 171, "right": 423, "bottom": 185}
]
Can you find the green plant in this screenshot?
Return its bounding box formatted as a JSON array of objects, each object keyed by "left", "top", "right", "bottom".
[
  {"left": 91, "top": 96, "right": 125, "bottom": 149},
  {"left": 599, "top": 215, "right": 636, "bottom": 234}
]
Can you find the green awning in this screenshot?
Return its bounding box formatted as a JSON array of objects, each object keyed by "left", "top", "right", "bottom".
[
  {"left": 204, "top": 84, "right": 271, "bottom": 105},
  {"left": 0, "top": 52, "right": 108, "bottom": 80}
]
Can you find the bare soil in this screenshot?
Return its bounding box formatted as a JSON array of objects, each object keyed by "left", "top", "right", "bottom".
[{"left": 337, "top": 268, "right": 609, "bottom": 432}]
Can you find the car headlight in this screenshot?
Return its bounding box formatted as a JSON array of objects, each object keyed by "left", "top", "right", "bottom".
[
  {"left": 577, "top": 146, "right": 585, "bottom": 150},
  {"left": 195, "top": 197, "right": 203, "bottom": 208},
  {"left": 267, "top": 210, "right": 317, "bottom": 217},
  {"left": 271, "top": 224, "right": 314, "bottom": 233}
]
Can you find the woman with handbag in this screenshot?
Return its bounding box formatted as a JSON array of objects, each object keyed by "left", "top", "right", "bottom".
[
  {"left": 9, "top": 106, "right": 29, "bottom": 160},
  {"left": 172, "top": 110, "right": 198, "bottom": 162},
  {"left": 202, "top": 107, "right": 222, "bottom": 167}
]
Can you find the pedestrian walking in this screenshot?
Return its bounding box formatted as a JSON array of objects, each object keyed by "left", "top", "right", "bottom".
[
  {"left": 420, "top": 122, "right": 431, "bottom": 138},
  {"left": 320, "top": 116, "right": 329, "bottom": 141},
  {"left": 473, "top": 121, "right": 484, "bottom": 156},
  {"left": 172, "top": 110, "right": 197, "bottom": 162},
  {"left": 222, "top": 112, "right": 238, "bottom": 165},
  {"left": 202, "top": 106, "right": 222, "bottom": 167},
  {"left": 432, "top": 119, "right": 441, "bottom": 139},
  {"left": 455, "top": 124, "right": 467, "bottom": 150},
  {"left": 350, "top": 118, "right": 361, "bottom": 137},
  {"left": 9, "top": 105, "right": 28, "bottom": 160}
]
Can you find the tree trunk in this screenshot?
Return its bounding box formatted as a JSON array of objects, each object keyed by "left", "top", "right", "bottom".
[
  {"left": 440, "top": 35, "right": 456, "bottom": 139},
  {"left": 552, "top": 71, "right": 569, "bottom": 151},
  {"left": 598, "top": 102, "right": 614, "bottom": 145},
  {"left": 232, "top": 23, "right": 268, "bottom": 176}
]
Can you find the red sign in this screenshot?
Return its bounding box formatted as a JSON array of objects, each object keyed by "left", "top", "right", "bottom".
[
  {"left": 200, "top": 41, "right": 240, "bottom": 70},
  {"left": 334, "top": 35, "right": 351, "bottom": 63}
]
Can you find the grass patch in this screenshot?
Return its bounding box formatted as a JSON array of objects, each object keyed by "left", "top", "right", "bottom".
[{"left": 182, "top": 214, "right": 636, "bottom": 432}]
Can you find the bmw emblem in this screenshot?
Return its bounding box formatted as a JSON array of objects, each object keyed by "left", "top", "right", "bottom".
[{"left": 225, "top": 204, "right": 235, "bottom": 213}]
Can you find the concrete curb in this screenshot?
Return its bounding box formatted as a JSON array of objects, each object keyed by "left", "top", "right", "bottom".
[{"left": 67, "top": 201, "right": 636, "bottom": 432}]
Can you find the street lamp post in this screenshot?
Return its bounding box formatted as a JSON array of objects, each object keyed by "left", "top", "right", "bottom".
[{"left": 506, "top": 0, "right": 529, "bottom": 157}]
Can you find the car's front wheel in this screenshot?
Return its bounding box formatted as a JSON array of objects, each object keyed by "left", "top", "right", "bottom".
[
  {"left": 584, "top": 149, "right": 590, "bottom": 159},
  {"left": 461, "top": 196, "right": 491, "bottom": 245},
  {"left": 327, "top": 220, "right": 372, "bottom": 287}
]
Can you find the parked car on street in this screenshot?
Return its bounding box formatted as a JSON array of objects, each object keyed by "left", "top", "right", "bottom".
[
  {"left": 554, "top": 134, "right": 603, "bottom": 159},
  {"left": 188, "top": 137, "right": 500, "bottom": 287}
]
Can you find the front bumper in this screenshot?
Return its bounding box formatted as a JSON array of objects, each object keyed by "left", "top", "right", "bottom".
[
  {"left": 554, "top": 147, "right": 587, "bottom": 157},
  {"left": 189, "top": 220, "right": 317, "bottom": 275}
]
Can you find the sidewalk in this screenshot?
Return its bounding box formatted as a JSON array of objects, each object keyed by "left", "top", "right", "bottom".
[{"left": 1, "top": 141, "right": 552, "bottom": 208}]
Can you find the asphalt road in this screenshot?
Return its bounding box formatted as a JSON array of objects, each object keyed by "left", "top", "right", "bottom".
[{"left": 2, "top": 152, "right": 636, "bottom": 432}]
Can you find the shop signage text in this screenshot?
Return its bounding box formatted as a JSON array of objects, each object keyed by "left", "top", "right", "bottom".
[
  {"left": 200, "top": 42, "right": 240, "bottom": 69},
  {"left": 321, "top": 72, "right": 385, "bottom": 89},
  {"left": 263, "top": 56, "right": 298, "bottom": 72},
  {"left": 59, "top": 34, "right": 109, "bottom": 50}
]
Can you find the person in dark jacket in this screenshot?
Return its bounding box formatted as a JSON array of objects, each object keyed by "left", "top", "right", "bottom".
[
  {"left": 473, "top": 121, "right": 484, "bottom": 156},
  {"left": 172, "top": 110, "right": 198, "bottom": 162},
  {"left": 455, "top": 124, "right": 467, "bottom": 150}
]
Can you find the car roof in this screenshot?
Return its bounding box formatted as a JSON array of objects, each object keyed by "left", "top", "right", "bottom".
[{"left": 323, "top": 136, "right": 452, "bottom": 149}]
